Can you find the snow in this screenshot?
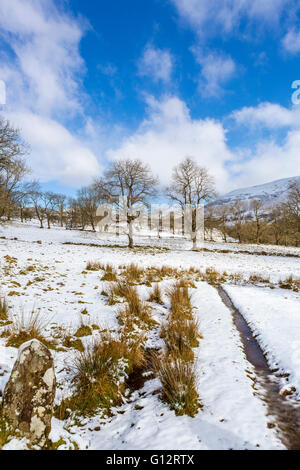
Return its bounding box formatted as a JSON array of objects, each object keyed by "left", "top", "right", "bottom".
[
  {"left": 0, "top": 221, "right": 299, "bottom": 450},
  {"left": 46, "top": 283, "right": 282, "bottom": 450},
  {"left": 224, "top": 285, "right": 300, "bottom": 397},
  {"left": 214, "top": 175, "right": 300, "bottom": 207}
]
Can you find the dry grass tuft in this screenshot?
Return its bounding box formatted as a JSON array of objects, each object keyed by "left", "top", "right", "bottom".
[
  {"left": 167, "top": 282, "right": 193, "bottom": 321},
  {"left": 118, "top": 286, "right": 154, "bottom": 330},
  {"left": 153, "top": 355, "right": 200, "bottom": 417},
  {"left": 86, "top": 261, "right": 102, "bottom": 271},
  {"left": 0, "top": 412, "right": 11, "bottom": 450},
  {"left": 122, "top": 263, "right": 144, "bottom": 283},
  {"left": 59, "top": 331, "right": 146, "bottom": 416},
  {"left": 0, "top": 298, "right": 8, "bottom": 321},
  {"left": 161, "top": 317, "right": 200, "bottom": 362},
  {"left": 75, "top": 324, "right": 92, "bottom": 338},
  {"left": 6, "top": 309, "right": 53, "bottom": 348},
  {"left": 101, "top": 264, "right": 118, "bottom": 282},
  {"left": 148, "top": 284, "right": 163, "bottom": 305},
  {"left": 279, "top": 275, "right": 300, "bottom": 291}
]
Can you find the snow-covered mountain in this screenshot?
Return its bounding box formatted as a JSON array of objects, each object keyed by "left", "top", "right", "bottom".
[{"left": 214, "top": 176, "right": 300, "bottom": 208}]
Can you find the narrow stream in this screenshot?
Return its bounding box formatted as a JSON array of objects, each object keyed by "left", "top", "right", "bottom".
[{"left": 217, "top": 285, "right": 300, "bottom": 450}]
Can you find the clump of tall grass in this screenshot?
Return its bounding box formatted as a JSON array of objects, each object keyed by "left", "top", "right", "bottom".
[
  {"left": 144, "top": 266, "right": 179, "bottom": 283},
  {"left": 86, "top": 261, "right": 102, "bottom": 271},
  {"left": 154, "top": 281, "right": 201, "bottom": 416},
  {"left": 122, "top": 263, "right": 144, "bottom": 283},
  {"left": 6, "top": 309, "right": 52, "bottom": 348},
  {"left": 0, "top": 298, "right": 8, "bottom": 321},
  {"left": 101, "top": 264, "right": 118, "bottom": 282},
  {"left": 0, "top": 412, "right": 12, "bottom": 450},
  {"left": 161, "top": 317, "right": 200, "bottom": 362},
  {"left": 279, "top": 275, "right": 300, "bottom": 291},
  {"left": 153, "top": 355, "right": 200, "bottom": 417},
  {"left": 198, "top": 267, "right": 227, "bottom": 285},
  {"left": 105, "top": 280, "right": 136, "bottom": 305},
  {"left": 108, "top": 280, "right": 132, "bottom": 301},
  {"left": 148, "top": 284, "right": 163, "bottom": 305},
  {"left": 61, "top": 331, "right": 146, "bottom": 416},
  {"left": 167, "top": 282, "right": 193, "bottom": 321},
  {"left": 118, "top": 287, "right": 154, "bottom": 330}
]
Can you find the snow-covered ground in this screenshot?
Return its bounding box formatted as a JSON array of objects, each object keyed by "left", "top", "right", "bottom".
[
  {"left": 0, "top": 221, "right": 299, "bottom": 450},
  {"left": 224, "top": 285, "right": 300, "bottom": 398}
]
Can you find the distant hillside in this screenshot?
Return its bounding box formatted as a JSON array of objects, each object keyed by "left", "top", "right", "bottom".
[{"left": 213, "top": 176, "right": 300, "bottom": 208}]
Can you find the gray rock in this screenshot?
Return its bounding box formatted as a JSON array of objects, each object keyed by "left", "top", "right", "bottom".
[{"left": 2, "top": 339, "right": 56, "bottom": 447}]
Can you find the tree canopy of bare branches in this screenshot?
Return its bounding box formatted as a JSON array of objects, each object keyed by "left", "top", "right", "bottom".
[
  {"left": 0, "top": 117, "right": 29, "bottom": 219},
  {"left": 166, "top": 157, "right": 216, "bottom": 248},
  {"left": 104, "top": 159, "right": 158, "bottom": 247}
]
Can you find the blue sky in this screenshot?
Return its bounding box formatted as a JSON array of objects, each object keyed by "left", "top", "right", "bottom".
[{"left": 0, "top": 0, "right": 300, "bottom": 196}]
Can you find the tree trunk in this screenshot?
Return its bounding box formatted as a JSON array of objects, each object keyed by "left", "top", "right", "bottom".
[
  {"left": 128, "top": 220, "right": 134, "bottom": 248},
  {"left": 192, "top": 236, "right": 198, "bottom": 250}
]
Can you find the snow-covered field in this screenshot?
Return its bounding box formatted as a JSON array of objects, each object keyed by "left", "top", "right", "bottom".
[{"left": 0, "top": 221, "right": 299, "bottom": 450}]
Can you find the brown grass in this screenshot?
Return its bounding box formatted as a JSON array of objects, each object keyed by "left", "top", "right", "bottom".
[
  {"left": 167, "top": 282, "right": 193, "bottom": 321},
  {"left": 86, "top": 261, "right": 102, "bottom": 271},
  {"left": 118, "top": 288, "right": 154, "bottom": 330},
  {"left": 148, "top": 284, "right": 163, "bottom": 305},
  {"left": 122, "top": 263, "right": 144, "bottom": 283},
  {"left": 153, "top": 355, "right": 200, "bottom": 417},
  {"left": 101, "top": 264, "right": 118, "bottom": 282},
  {"left": 74, "top": 324, "right": 92, "bottom": 338},
  {"left": 0, "top": 412, "right": 11, "bottom": 450},
  {"left": 0, "top": 298, "right": 8, "bottom": 321},
  {"left": 161, "top": 317, "right": 200, "bottom": 362},
  {"left": 60, "top": 331, "right": 146, "bottom": 416},
  {"left": 6, "top": 310, "right": 53, "bottom": 349},
  {"left": 279, "top": 275, "right": 300, "bottom": 291}
]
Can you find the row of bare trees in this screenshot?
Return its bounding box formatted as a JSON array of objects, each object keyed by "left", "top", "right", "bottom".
[
  {"left": 1, "top": 116, "right": 299, "bottom": 247},
  {"left": 205, "top": 182, "right": 300, "bottom": 247}
]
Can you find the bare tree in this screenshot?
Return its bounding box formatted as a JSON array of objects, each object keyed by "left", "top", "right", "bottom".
[
  {"left": 16, "top": 182, "right": 37, "bottom": 223},
  {"left": 250, "top": 199, "right": 265, "bottom": 244},
  {"left": 27, "top": 182, "right": 45, "bottom": 229},
  {"left": 269, "top": 204, "right": 287, "bottom": 246},
  {"left": 66, "top": 197, "right": 81, "bottom": 230},
  {"left": 166, "top": 157, "right": 216, "bottom": 249},
  {"left": 215, "top": 204, "right": 231, "bottom": 242},
  {"left": 77, "top": 182, "right": 106, "bottom": 232},
  {"left": 283, "top": 181, "right": 300, "bottom": 246},
  {"left": 42, "top": 192, "right": 60, "bottom": 229},
  {"left": 0, "top": 117, "right": 28, "bottom": 170},
  {"left": 0, "top": 118, "right": 29, "bottom": 220},
  {"left": 230, "top": 200, "right": 248, "bottom": 243},
  {"left": 55, "top": 194, "right": 67, "bottom": 228},
  {"left": 104, "top": 159, "right": 158, "bottom": 248}
]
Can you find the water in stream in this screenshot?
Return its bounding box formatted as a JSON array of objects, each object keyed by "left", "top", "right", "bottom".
[{"left": 217, "top": 285, "right": 300, "bottom": 450}]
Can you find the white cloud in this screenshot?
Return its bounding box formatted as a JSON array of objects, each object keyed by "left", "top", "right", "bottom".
[
  {"left": 0, "top": 0, "right": 100, "bottom": 186},
  {"left": 229, "top": 101, "right": 300, "bottom": 187},
  {"left": 138, "top": 44, "right": 173, "bottom": 83},
  {"left": 232, "top": 130, "right": 300, "bottom": 187},
  {"left": 170, "top": 0, "right": 296, "bottom": 37},
  {"left": 193, "top": 50, "right": 236, "bottom": 97},
  {"left": 9, "top": 111, "right": 101, "bottom": 186},
  {"left": 0, "top": 0, "right": 85, "bottom": 114},
  {"left": 107, "top": 96, "right": 300, "bottom": 193},
  {"left": 108, "top": 95, "right": 234, "bottom": 192},
  {"left": 231, "top": 102, "right": 300, "bottom": 128},
  {"left": 282, "top": 28, "right": 300, "bottom": 53}
]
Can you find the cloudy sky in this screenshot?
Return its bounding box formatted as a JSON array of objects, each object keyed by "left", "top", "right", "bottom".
[{"left": 0, "top": 0, "right": 300, "bottom": 195}]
